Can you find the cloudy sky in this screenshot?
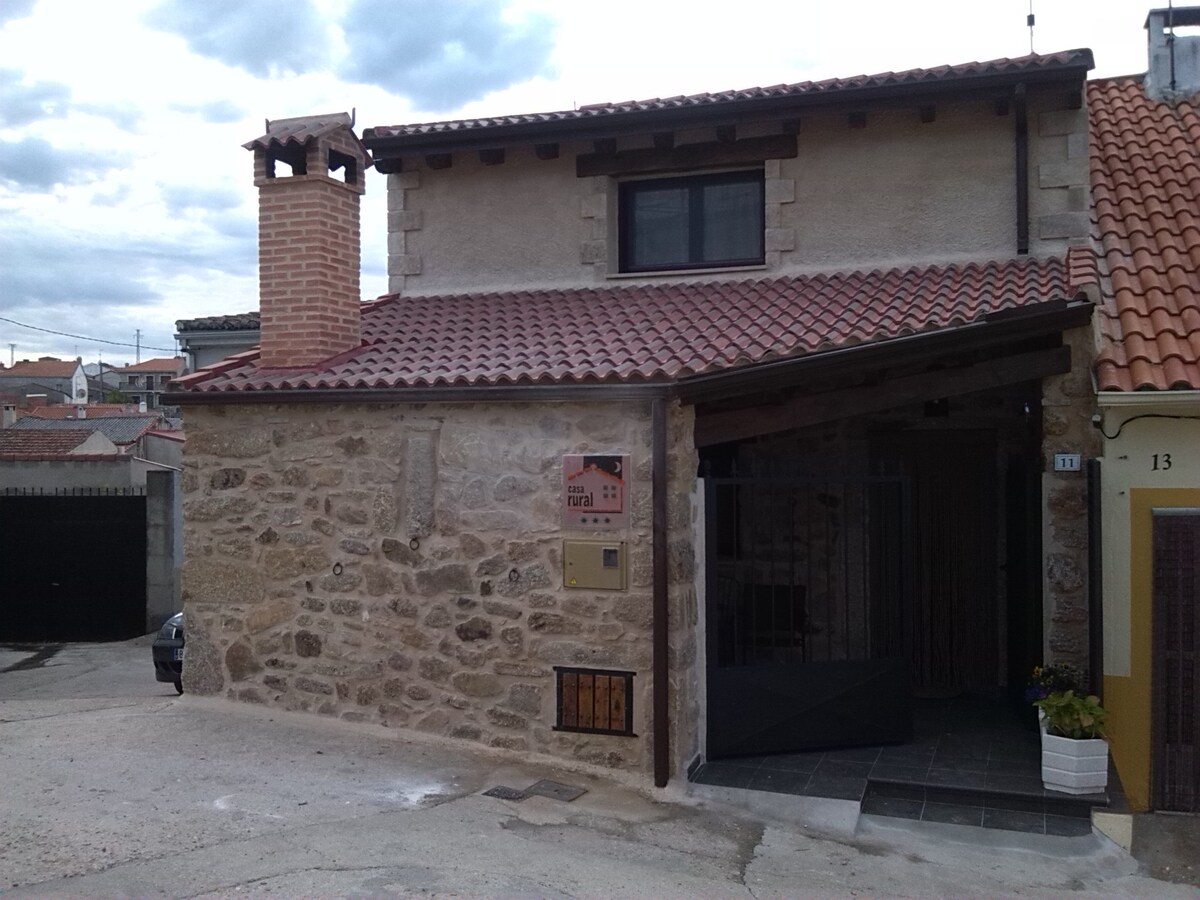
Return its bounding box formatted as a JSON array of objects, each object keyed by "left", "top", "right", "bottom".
[{"left": 0, "top": 0, "right": 1160, "bottom": 367}]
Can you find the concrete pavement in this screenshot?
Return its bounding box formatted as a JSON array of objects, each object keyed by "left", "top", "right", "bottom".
[{"left": 0, "top": 639, "right": 1194, "bottom": 898}]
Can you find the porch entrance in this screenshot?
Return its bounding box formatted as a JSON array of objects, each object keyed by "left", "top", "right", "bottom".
[
  {"left": 1151, "top": 509, "right": 1200, "bottom": 813},
  {"left": 704, "top": 474, "right": 911, "bottom": 758}
]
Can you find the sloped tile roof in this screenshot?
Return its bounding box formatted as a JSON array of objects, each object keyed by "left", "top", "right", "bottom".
[
  {"left": 9, "top": 414, "right": 160, "bottom": 445},
  {"left": 19, "top": 403, "right": 142, "bottom": 420},
  {"left": 242, "top": 113, "right": 354, "bottom": 150},
  {"left": 176, "top": 312, "right": 260, "bottom": 332},
  {"left": 0, "top": 358, "right": 80, "bottom": 378},
  {"left": 0, "top": 429, "right": 95, "bottom": 456},
  {"left": 177, "top": 255, "right": 1084, "bottom": 394},
  {"left": 365, "top": 50, "right": 1093, "bottom": 144},
  {"left": 117, "top": 357, "right": 185, "bottom": 374},
  {"left": 1090, "top": 76, "right": 1200, "bottom": 391}
]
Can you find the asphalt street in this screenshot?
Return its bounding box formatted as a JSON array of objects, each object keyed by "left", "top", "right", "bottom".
[{"left": 0, "top": 638, "right": 1193, "bottom": 898}]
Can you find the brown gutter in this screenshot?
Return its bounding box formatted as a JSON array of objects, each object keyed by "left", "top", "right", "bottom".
[{"left": 651, "top": 396, "right": 670, "bottom": 787}]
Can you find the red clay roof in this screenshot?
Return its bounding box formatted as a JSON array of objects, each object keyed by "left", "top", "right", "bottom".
[
  {"left": 19, "top": 403, "right": 142, "bottom": 420},
  {"left": 0, "top": 429, "right": 95, "bottom": 456},
  {"left": 365, "top": 51, "right": 1093, "bottom": 146},
  {"left": 1090, "top": 76, "right": 1200, "bottom": 392},
  {"left": 0, "top": 358, "right": 80, "bottom": 377},
  {"left": 117, "top": 357, "right": 185, "bottom": 374},
  {"left": 177, "top": 254, "right": 1086, "bottom": 394}
]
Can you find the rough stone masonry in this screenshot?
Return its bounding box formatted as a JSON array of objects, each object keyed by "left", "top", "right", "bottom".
[{"left": 180, "top": 398, "right": 700, "bottom": 778}]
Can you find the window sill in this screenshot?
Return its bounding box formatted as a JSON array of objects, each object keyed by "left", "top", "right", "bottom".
[{"left": 606, "top": 264, "right": 769, "bottom": 281}]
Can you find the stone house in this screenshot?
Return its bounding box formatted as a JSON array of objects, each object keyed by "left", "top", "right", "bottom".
[
  {"left": 1089, "top": 7, "right": 1200, "bottom": 813},
  {"left": 170, "top": 51, "right": 1103, "bottom": 793},
  {"left": 0, "top": 357, "right": 88, "bottom": 405}
]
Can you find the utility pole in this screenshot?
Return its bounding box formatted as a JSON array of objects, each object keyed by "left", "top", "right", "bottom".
[
  {"left": 8, "top": 343, "right": 14, "bottom": 367},
  {"left": 135, "top": 329, "right": 141, "bottom": 364}
]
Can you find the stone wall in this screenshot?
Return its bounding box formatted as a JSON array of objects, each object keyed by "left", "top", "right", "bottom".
[
  {"left": 1040, "top": 323, "right": 1101, "bottom": 673},
  {"left": 179, "top": 399, "right": 699, "bottom": 780}
]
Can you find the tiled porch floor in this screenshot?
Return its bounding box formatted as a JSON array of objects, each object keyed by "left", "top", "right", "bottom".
[{"left": 691, "top": 696, "right": 1114, "bottom": 836}]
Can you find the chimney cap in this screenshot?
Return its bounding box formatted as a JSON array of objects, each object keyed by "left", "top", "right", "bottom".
[{"left": 243, "top": 112, "right": 369, "bottom": 163}]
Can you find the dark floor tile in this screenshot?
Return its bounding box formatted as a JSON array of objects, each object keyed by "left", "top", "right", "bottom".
[
  {"left": 692, "top": 763, "right": 755, "bottom": 789},
  {"left": 758, "top": 753, "right": 822, "bottom": 775},
  {"left": 922, "top": 801, "right": 985, "bottom": 827},
  {"left": 982, "top": 808, "right": 1046, "bottom": 834},
  {"left": 931, "top": 754, "right": 989, "bottom": 774},
  {"left": 824, "top": 746, "right": 882, "bottom": 763},
  {"left": 985, "top": 756, "right": 1041, "bottom": 777},
  {"left": 804, "top": 775, "right": 867, "bottom": 801},
  {"left": 867, "top": 780, "right": 925, "bottom": 801},
  {"left": 937, "top": 738, "right": 992, "bottom": 759},
  {"left": 869, "top": 763, "right": 929, "bottom": 784},
  {"left": 748, "top": 768, "right": 809, "bottom": 795},
  {"left": 984, "top": 773, "right": 1046, "bottom": 796},
  {"left": 1045, "top": 814, "right": 1094, "bottom": 837},
  {"left": 926, "top": 768, "right": 986, "bottom": 789},
  {"left": 981, "top": 790, "right": 1045, "bottom": 815},
  {"left": 816, "top": 759, "right": 873, "bottom": 779},
  {"left": 1042, "top": 795, "right": 1100, "bottom": 819},
  {"left": 923, "top": 785, "right": 988, "bottom": 808},
  {"left": 862, "top": 795, "right": 924, "bottom": 821},
  {"left": 988, "top": 736, "right": 1042, "bottom": 760},
  {"left": 876, "top": 746, "right": 936, "bottom": 767}
]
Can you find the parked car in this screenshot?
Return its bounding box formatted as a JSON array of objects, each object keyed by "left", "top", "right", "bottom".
[{"left": 152, "top": 612, "right": 184, "bottom": 694}]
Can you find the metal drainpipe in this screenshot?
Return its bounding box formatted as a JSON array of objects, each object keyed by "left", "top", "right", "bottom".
[
  {"left": 651, "top": 395, "right": 670, "bottom": 787},
  {"left": 1015, "top": 83, "right": 1029, "bottom": 255}
]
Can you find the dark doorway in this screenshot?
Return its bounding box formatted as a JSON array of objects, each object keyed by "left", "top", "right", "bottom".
[
  {"left": 704, "top": 475, "right": 911, "bottom": 758},
  {"left": 0, "top": 490, "right": 147, "bottom": 641},
  {"left": 1151, "top": 509, "right": 1200, "bottom": 813},
  {"left": 878, "top": 430, "right": 999, "bottom": 697}
]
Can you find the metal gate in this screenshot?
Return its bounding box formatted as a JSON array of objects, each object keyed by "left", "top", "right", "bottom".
[
  {"left": 705, "top": 475, "right": 912, "bottom": 758},
  {"left": 0, "top": 488, "right": 147, "bottom": 641},
  {"left": 1152, "top": 509, "right": 1200, "bottom": 813}
]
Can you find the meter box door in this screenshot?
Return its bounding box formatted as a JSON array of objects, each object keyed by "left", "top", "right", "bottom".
[{"left": 563, "top": 540, "right": 627, "bottom": 591}]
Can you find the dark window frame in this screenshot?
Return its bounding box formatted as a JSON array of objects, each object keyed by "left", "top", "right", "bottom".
[{"left": 617, "top": 169, "right": 765, "bottom": 273}]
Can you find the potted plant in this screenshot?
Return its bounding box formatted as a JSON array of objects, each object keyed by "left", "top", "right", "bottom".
[{"left": 1034, "top": 689, "right": 1109, "bottom": 795}]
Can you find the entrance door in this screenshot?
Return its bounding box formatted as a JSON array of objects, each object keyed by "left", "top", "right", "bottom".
[
  {"left": 705, "top": 476, "right": 911, "bottom": 758},
  {"left": 1152, "top": 509, "right": 1200, "bottom": 813}
]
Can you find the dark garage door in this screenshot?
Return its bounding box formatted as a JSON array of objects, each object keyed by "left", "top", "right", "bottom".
[{"left": 0, "top": 489, "right": 147, "bottom": 641}]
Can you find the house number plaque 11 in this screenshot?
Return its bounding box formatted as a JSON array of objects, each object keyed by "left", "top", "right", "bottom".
[{"left": 562, "top": 454, "right": 629, "bottom": 529}]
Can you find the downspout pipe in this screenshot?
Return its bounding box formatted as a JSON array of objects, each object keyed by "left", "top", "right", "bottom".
[
  {"left": 651, "top": 396, "right": 670, "bottom": 787},
  {"left": 1015, "top": 82, "right": 1029, "bottom": 255}
]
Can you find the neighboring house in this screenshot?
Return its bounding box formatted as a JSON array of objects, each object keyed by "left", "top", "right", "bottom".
[
  {"left": 115, "top": 358, "right": 185, "bottom": 411},
  {"left": 0, "top": 357, "right": 88, "bottom": 404},
  {"left": 1089, "top": 7, "right": 1200, "bottom": 813},
  {"left": 171, "top": 52, "right": 1102, "bottom": 795},
  {"left": 175, "top": 312, "right": 260, "bottom": 372},
  {"left": 8, "top": 413, "right": 168, "bottom": 457}
]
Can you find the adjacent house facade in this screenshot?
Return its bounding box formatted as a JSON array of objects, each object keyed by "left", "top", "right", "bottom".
[
  {"left": 172, "top": 54, "right": 1103, "bottom": 789},
  {"left": 175, "top": 313, "right": 261, "bottom": 372},
  {"left": 0, "top": 357, "right": 88, "bottom": 405},
  {"left": 1089, "top": 8, "right": 1200, "bottom": 813},
  {"left": 115, "top": 357, "right": 186, "bottom": 411}
]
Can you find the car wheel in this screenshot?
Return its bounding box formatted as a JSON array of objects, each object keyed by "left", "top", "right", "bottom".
[{"left": 174, "top": 679, "right": 183, "bottom": 695}]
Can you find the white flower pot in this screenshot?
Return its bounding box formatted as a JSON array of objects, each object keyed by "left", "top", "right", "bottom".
[{"left": 1039, "top": 721, "right": 1108, "bottom": 795}]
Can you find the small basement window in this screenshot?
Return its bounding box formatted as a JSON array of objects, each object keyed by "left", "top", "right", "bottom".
[
  {"left": 554, "top": 666, "right": 636, "bottom": 736},
  {"left": 618, "top": 170, "right": 764, "bottom": 273}
]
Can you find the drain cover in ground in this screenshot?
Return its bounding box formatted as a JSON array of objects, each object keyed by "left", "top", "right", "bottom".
[
  {"left": 525, "top": 779, "right": 587, "bottom": 802},
  {"left": 482, "top": 785, "right": 529, "bottom": 801}
]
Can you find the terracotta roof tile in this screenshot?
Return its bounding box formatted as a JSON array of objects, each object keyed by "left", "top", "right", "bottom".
[
  {"left": 9, "top": 415, "right": 160, "bottom": 445},
  {"left": 1090, "top": 76, "right": 1200, "bottom": 391},
  {"left": 175, "top": 312, "right": 260, "bottom": 332},
  {"left": 178, "top": 255, "right": 1084, "bottom": 394},
  {"left": 19, "top": 403, "right": 142, "bottom": 419},
  {"left": 117, "top": 357, "right": 185, "bottom": 374},
  {"left": 0, "top": 429, "right": 94, "bottom": 456},
  {"left": 366, "top": 51, "right": 1093, "bottom": 146},
  {"left": 0, "top": 358, "right": 80, "bottom": 378}
]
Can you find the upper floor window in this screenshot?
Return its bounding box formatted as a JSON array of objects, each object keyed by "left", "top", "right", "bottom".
[{"left": 618, "top": 170, "right": 764, "bottom": 273}]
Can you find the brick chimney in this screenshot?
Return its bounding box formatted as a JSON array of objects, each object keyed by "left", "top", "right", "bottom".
[
  {"left": 1146, "top": 7, "right": 1200, "bottom": 100},
  {"left": 243, "top": 113, "right": 372, "bottom": 369}
]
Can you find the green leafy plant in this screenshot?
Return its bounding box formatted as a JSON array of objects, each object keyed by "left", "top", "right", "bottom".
[
  {"left": 1024, "top": 663, "right": 1083, "bottom": 702},
  {"left": 1035, "top": 690, "right": 1107, "bottom": 740}
]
